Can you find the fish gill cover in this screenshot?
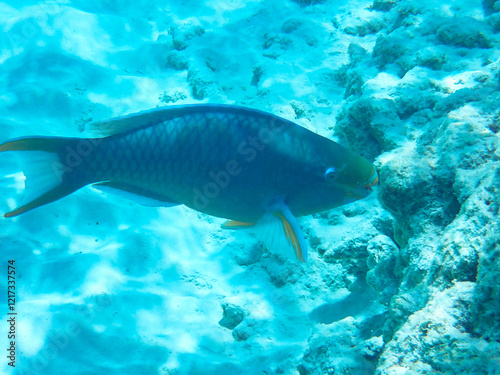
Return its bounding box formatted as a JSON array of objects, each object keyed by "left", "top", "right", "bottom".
[{"left": 0, "top": 0, "right": 499, "bottom": 374}]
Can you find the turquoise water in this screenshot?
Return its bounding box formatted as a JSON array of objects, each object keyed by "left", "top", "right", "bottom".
[{"left": 1, "top": 1, "right": 500, "bottom": 374}]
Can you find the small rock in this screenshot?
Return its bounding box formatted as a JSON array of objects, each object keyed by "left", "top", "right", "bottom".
[
  {"left": 219, "top": 303, "right": 245, "bottom": 330},
  {"left": 281, "top": 19, "right": 302, "bottom": 33}
]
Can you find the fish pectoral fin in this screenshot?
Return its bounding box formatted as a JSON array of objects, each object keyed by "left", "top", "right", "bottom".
[
  {"left": 221, "top": 220, "right": 256, "bottom": 229},
  {"left": 255, "top": 202, "right": 308, "bottom": 263},
  {"left": 92, "top": 181, "right": 180, "bottom": 207}
]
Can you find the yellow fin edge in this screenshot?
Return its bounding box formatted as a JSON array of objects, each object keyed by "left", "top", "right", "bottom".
[
  {"left": 275, "top": 212, "right": 305, "bottom": 262},
  {"left": 221, "top": 220, "right": 256, "bottom": 229}
]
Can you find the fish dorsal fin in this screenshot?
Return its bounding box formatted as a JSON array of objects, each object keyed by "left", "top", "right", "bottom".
[
  {"left": 255, "top": 200, "right": 308, "bottom": 262},
  {"left": 87, "top": 104, "right": 231, "bottom": 137},
  {"left": 86, "top": 104, "right": 281, "bottom": 137},
  {"left": 92, "top": 181, "right": 180, "bottom": 207},
  {"left": 86, "top": 107, "right": 184, "bottom": 137}
]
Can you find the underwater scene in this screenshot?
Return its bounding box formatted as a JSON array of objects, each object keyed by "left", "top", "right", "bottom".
[{"left": 1, "top": 0, "right": 499, "bottom": 374}]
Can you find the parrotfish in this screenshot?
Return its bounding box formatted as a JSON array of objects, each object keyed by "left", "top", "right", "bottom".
[{"left": 0, "top": 104, "right": 378, "bottom": 261}]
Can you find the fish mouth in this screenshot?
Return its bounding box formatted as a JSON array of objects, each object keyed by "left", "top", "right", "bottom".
[{"left": 344, "top": 169, "right": 378, "bottom": 201}]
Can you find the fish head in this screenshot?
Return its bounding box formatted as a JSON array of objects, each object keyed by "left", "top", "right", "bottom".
[
  {"left": 319, "top": 143, "right": 378, "bottom": 205},
  {"left": 285, "top": 142, "right": 378, "bottom": 217},
  {"left": 289, "top": 141, "right": 378, "bottom": 216}
]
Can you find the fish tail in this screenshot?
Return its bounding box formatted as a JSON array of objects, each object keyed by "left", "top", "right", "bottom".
[{"left": 0, "top": 136, "right": 90, "bottom": 217}]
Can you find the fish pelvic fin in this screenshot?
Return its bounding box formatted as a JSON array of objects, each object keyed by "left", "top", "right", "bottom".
[
  {"left": 92, "top": 181, "right": 181, "bottom": 207},
  {"left": 255, "top": 201, "right": 308, "bottom": 263},
  {"left": 1, "top": 137, "right": 86, "bottom": 217}
]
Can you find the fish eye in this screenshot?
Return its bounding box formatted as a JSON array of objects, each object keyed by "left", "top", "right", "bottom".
[{"left": 324, "top": 167, "right": 336, "bottom": 182}]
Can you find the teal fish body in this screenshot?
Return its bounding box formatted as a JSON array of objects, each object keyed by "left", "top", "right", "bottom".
[{"left": 0, "top": 104, "right": 378, "bottom": 261}]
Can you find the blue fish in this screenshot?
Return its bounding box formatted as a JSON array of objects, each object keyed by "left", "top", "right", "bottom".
[{"left": 0, "top": 104, "right": 378, "bottom": 261}]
